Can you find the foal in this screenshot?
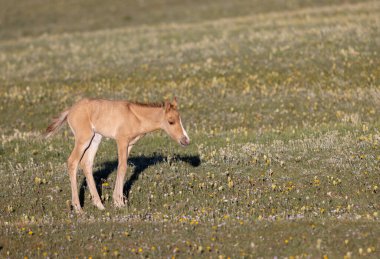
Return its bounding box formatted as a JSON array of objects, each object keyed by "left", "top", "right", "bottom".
[{"left": 45, "top": 97, "right": 190, "bottom": 213}]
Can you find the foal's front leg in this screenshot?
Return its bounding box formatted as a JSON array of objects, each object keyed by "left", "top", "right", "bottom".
[{"left": 113, "top": 138, "right": 129, "bottom": 207}]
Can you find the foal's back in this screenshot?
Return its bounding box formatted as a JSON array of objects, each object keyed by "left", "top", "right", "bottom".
[{"left": 68, "top": 98, "right": 137, "bottom": 139}]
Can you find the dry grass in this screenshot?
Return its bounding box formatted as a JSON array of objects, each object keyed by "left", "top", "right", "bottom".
[{"left": 0, "top": 0, "right": 380, "bottom": 258}]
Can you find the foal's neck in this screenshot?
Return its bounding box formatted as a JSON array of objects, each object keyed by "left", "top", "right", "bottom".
[{"left": 130, "top": 104, "right": 164, "bottom": 134}]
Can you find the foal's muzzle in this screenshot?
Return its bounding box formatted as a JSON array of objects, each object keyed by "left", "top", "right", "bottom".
[{"left": 180, "top": 136, "right": 190, "bottom": 147}]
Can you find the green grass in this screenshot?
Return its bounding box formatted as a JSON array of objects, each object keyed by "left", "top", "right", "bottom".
[{"left": 1, "top": 0, "right": 380, "bottom": 258}]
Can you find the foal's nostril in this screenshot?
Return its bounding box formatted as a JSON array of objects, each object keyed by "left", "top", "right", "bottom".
[{"left": 180, "top": 136, "right": 190, "bottom": 146}]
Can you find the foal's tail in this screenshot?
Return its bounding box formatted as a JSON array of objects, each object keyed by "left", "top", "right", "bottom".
[{"left": 44, "top": 109, "right": 70, "bottom": 139}]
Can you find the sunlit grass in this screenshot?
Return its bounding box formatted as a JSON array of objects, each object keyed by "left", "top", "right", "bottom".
[{"left": 0, "top": 0, "right": 379, "bottom": 258}]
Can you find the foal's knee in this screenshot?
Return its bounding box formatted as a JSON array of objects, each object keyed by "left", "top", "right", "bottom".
[
  {"left": 117, "top": 162, "right": 127, "bottom": 172},
  {"left": 81, "top": 161, "right": 93, "bottom": 175},
  {"left": 67, "top": 157, "right": 78, "bottom": 175}
]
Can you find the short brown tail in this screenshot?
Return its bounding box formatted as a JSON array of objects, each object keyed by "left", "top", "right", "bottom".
[{"left": 44, "top": 109, "right": 70, "bottom": 139}]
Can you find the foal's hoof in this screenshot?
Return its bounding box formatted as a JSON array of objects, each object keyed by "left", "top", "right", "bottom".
[
  {"left": 72, "top": 204, "right": 84, "bottom": 214},
  {"left": 113, "top": 196, "right": 125, "bottom": 208},
  {"left": 114, "top": 200, "right": 125, "bottom": 208},
  {"left": 94, "top": 202, "right": 105, "bottom": 210}
]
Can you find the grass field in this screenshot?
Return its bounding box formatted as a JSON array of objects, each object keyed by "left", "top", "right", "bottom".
[{"left": 1, "top": 0, "right": 380, "bottom": 258}]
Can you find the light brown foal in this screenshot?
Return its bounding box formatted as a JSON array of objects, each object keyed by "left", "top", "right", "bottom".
[{"left": 45, "top": 97, "right": 190, "bottom": 213}]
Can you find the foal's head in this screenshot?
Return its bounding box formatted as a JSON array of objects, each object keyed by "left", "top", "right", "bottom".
[{"left": 161, "top": 97, "right": 190, "bottom": 147}]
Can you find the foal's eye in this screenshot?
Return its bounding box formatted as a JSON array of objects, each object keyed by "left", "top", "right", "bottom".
[{"left": 169, "top": 121, "right": 175, "bottom": 125}]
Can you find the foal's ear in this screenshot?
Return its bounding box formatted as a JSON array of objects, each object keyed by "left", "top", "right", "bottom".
[
  {"left": 165, "top": 100, "right": 171, "bottom": 112},
  {"left": 172, "top": 96, "right": 178, "bottom": 109}
]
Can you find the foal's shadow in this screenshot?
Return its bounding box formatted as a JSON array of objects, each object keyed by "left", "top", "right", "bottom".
[{"left": 79, "top": 154, "right": 201, "bottom": 206}]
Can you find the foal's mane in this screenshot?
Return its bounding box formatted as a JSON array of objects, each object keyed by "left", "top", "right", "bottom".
[{"left": 129, "top": 101, "right": 164, "bottom": 108}]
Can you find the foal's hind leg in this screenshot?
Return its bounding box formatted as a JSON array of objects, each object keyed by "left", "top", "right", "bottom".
[
  {"left": 67, "top": 131, "right": 93, "bottom": 213},
  {"left": 80, "top": 133, "right": 105, "bottom": 210}
]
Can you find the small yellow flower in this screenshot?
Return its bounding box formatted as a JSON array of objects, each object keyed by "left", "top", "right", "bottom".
[
  {"left": 316, "top": 239, "right": 322, "bottom": 249},
  {"left": 227, "top": 176, "right": 234, "bottom": 188},
  {"left": 343, "top": 252, "right": 352, "bottom": 259},
  {"left": 34, "top": 177, "right": 42, "bottom": 185},
  {"left": 190, "top": 219, "right": 199, "bottom": 225}
]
